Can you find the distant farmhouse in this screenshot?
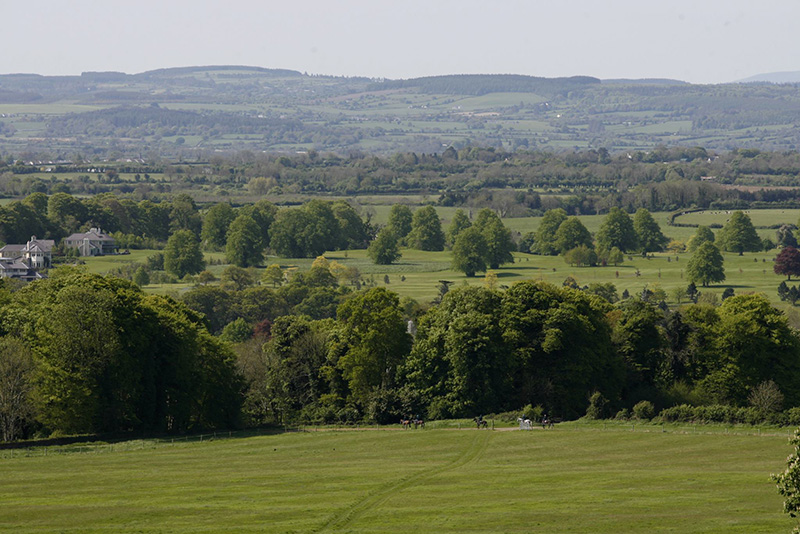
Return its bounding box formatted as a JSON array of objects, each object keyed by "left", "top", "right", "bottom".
[
  {"left": 63, "top": 228, "right": 117, "bottom": 256},
  {"left": 0, "top": 236, "right": 54, "bottom": 282}
]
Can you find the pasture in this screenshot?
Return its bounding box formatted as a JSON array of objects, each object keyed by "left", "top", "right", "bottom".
[
  {"left": 673, "top": 208, "right": 800, "bottom": 229},
  {"left": 78, "top": 207, "right": 798, "bottom": 308},
  {"left": 0, "top": 425, "right": 792, "bottom": 533}
]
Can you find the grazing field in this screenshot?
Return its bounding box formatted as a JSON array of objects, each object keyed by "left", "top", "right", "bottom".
[
  {"left": 0, "top": 426, "right": 792, "bottom": 533},
  {"left": 76, "top": 208, "right": 799, "bottom": 308},
  {"left": 673, "top": 209, "right": 800, "bottom": 228}
]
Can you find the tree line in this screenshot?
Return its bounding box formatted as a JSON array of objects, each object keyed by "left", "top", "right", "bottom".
[{"left": 4, "top": 267, "right": 800, "bottom": 442}]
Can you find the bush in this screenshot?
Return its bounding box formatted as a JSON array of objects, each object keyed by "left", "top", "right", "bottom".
[
  {"left": 585, "top": 391, "right": 609, "bottom": 420},
  {"left": 632, "top": 400, "right": 655, "bottom": 420},
  {"left": 614, "top": 408, "right": 630, "bottom": 420},
  {"left": 658, "top": 404, "right": 696, "bottom": 422}
]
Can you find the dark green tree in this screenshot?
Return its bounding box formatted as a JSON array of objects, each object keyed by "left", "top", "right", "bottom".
[
  {"left": 474, "top": 209, "right": 514, "bottom": 269},
  {"left": 225, "top": 214, "right": 263, "bottom": 267},
  {"left": 777, "top": 225, "right": 798, "bottom": 248},
  {"left": 534, "top": 208, "right": 568, "bottom": 255},
  {"left": 500, "top": 280, "right": 623, "bottom": 418},
  {"left": 164, "top": 229, "right": 206, "bottom": 278},
  {"left": 367, "top": 227, "right": 401, "bottom": 265},
  {"left": 333, "top": 288, "right": 412, "bottom": 403},
  {"left": 633, "top": 208, "right": 669, "bottom": 252},
  {"left": 201, "top": 202, "right": 236, "bottom": 251},
  {"left": 387, "top": 205, "right": 413, "bottom": 241},
  {"left": 403, "top": 286, "right": 508, "bottom": 417},
  {"left": 596, "top": 207, "right": 638, "bottom": 253},
  {"left": 446, "top": 209, "right": 472, "bottom": 246},
  {"left": 451, "top": 226, "right": 488, "bottom": 277},
  {"left": 408, "top": 206, "right": 445, "bottom": 251},
  {"left": 554, "top": 216, "right": 593, "bottom": 254}
]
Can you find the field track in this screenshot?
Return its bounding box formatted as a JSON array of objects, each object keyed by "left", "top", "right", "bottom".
[{"left": 318, "top": 432, "right": 491, "bottom": 531}]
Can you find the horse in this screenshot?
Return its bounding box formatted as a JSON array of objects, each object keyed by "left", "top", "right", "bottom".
[
  {"left": 400, "top": 418, "right": 412, "bottom": 429},
  {"left": 517, "top": 417, "right": 532, "bottom": 430},
  {"left": 473, "top": 417, "right": 488, "bottom": 429},
  {"left": 542, "top": 417, "right": 554, "bottom": 429},
  {"left": 413, "top": 418, "right": 425, "bottom": 429}
]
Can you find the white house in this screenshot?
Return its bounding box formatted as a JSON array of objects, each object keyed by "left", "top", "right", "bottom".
[{"left": 63, "top": 228, "right": 117, "bottom": 256}]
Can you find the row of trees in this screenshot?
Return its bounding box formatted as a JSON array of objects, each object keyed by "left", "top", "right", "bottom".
[
  {"left": 4, "top": 271, "right": 799, "bottom": 441},
  {"left": 231, "top": 281, "right": 800, "bottom": 426}
]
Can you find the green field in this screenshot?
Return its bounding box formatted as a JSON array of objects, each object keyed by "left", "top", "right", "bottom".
[
  {"left": 0, "top": 425, "right": 793, "bottom": 533},
  {"left": 674, "top": 209, "right": 800, "bottom": 228}
]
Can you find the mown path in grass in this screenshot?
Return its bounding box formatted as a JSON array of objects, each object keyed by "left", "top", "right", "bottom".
[{"left": 0, "top": 426, "right": 794, "bottom": 533}]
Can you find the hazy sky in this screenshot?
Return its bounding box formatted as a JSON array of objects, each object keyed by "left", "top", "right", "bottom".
[{"left": 3, "top": 0, "right": 799, "bottom": 83}]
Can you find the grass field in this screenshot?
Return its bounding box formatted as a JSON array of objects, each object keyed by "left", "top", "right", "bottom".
[
  {"left": 674, "top": 209, "right": 800, "bottom": 228},
  {"left": 0, "top": 425, "right": 793, "bottom": 533}
]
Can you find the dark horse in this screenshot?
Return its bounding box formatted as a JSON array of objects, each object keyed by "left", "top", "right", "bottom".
[
  {"left": 473, "top": 417, "right": 488, "bottom": 429},
  {"left": 542, "top": 416, "right": 554, "bottom": 429},
  {"left": 400, "top": 418, "right": 412, "bottom": 429},
  {"left": 413, "top": 418, "right": 425, "bottom": 429}
]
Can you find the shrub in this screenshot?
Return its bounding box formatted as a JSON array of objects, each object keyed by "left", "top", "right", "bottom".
[
  {"left": 632, "top": 400, "right": 655, "bottom": 420},
  {"left": 585, "top": 391, "right": 609, "bottom": 420}
]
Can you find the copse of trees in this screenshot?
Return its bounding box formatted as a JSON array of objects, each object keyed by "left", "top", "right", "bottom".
[
  {"left": 5, "top": 269, "right": 800, "bottom": 440},
  {"left": 0, "top": 272, "right": 241, "bottom": 439}
]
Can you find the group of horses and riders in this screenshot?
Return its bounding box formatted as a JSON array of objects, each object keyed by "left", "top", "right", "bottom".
[
  {"left": 400, "top": 416, "right": 425, "bottom": 429},
  {"left": 518, "top": 414, "right": 555, "bottom": 430}
]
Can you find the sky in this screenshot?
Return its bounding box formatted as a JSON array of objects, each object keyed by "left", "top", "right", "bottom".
[{"left": 3, "top": 0, "right": 799, "bottom": 84}]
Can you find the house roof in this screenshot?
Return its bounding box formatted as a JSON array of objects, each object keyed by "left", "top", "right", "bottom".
[
  {"left": 65, "top": 228, "right": 115, "bottom": 242},
  {"left": 0, "top": 238, "right": 54, "bottom": 256}
]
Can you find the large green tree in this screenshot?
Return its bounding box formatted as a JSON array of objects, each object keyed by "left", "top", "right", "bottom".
[
  {"left": 0, "top": 274, "right": 242, "bottom": 436},
  {"left": 225, "top": 214, "right": 264, "bottom": 267},
  {"left": 500, "top": 280, "right": 623, "bottom": 418},
  {"left": 717, "top": 211, "right": 761, "bottom": 255},
  {"left": 633, "top": 208, "right": 668, "bottom": 252},
  {"left": 164, "top": 229, "right": 206, "bottom": 278},
  {"left": 0, "top": 337, "right": 34, "bottom": 442},
  {"left": 451, "top": 226, "right": 489, "bottom": 277},
  {"left": 686, "top": 241, "right": 725, "bottom": 287},
  {"left": 474, "top": 209, "right": 514, "bottom": 269},
  {"left": 332, "top": 288, "right": 411, "bottom": 406},
  {"left": 534, "top": 208, "right": 568, "bottom": 255},
  {"left": 408, "top": 206, "right": 445, "bottom": 251},
  {"left": 687, "top": 225, "right": 715, "bottom": 252},
  {"left": 201, "top": 202, "right": 236, "bottom": 251},
  {"left": 596, "top": 207, "right": 638, "bottom": 253},
  {"left": 387, "top": 205, "right": 413, "bottom": 241},
  {"left": 367, "top": 227, "right": 401, "bottom": 265},
  {"left": 446, "top": 209, "right": 472, "bottom": 246},
  {"left": 554, "top": 216, "right": 593, "bottom": 254},
  {"left": 404, "top": 286, "right": 508, "bottom": 417}
]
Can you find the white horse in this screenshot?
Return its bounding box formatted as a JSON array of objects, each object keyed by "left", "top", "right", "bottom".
[{"left": 517, "top": 417, "right": 532, "bottom": 430}]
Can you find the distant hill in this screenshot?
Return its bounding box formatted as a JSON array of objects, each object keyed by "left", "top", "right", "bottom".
[
  {"left": 369, "top": 74, "right": 600, "bottom": 96},
  {"left": 735, "top": 71, "right": 800, "bottom": 84},
  {"left": 601, "top": 78, "right": 688, "bottom": 86}
]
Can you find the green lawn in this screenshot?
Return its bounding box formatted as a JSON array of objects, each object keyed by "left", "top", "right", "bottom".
[{"left": 0, "top": 426, "right": 792, "bottom": 533}]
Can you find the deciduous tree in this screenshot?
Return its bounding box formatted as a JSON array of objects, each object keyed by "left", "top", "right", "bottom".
[
  {"left": 686, "top": 242, "right": 725, "bottom": 287},
  {"left": 164, "top": 229, "right": 206, "bottom": 278},
  {"left": 775, "top": 246, "right": 800, "bottom": 280}
]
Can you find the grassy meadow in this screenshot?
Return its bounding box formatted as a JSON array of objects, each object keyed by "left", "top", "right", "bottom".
[
  {"left": 78, "top": 208, "right": 799, "bottom": 310},
  {"left": 0, "top": 425, "right": 793, "bottom": 533}
]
